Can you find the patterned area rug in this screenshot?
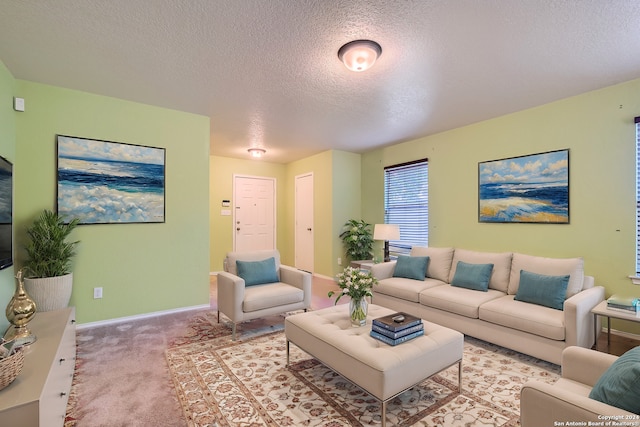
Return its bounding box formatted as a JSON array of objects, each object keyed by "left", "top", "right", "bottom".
[{"left": 165, "top": 318, "right": 560, "bottom": 427}]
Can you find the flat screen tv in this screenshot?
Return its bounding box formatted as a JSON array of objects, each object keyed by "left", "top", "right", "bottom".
[{"left": 0, "top": 156, "right": 12, "bottom": 270}]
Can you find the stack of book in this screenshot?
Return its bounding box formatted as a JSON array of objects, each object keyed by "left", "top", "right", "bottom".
[
  {"left": 607, "top": 294, "right": 640, "bottom": 316},
  {"left": 370, "top": 312, "right": 424, "bottom": 346}
]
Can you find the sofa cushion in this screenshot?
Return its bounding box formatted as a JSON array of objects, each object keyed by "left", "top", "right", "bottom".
[
  {"left": 376, "top": 277, "right": 445, "bottom": 303},
  {"left": 420, "top": 285, "right": 505, "bottom": 318},
  {"left": 448, "top": 249, "right": 513, "bottom": 292},
  {"left": 243, "top": 282, "right": 304, "bottom": 312},
  {"left": 508, "top": 253, "right": 584, "bottom": 297},
  {"left": 589, "top": 347, "right": 640, "bottom": 415},
  {"left": 514, "top": 270, "right": 570, "bottom": 310},
  {"left": 479, "top": 295, "right": 565, "bottom": 340},
  {"left": 450, "top": 261, "right": 493, "bottom": 291},
  {"left": 393, "top": 255, "right": 429, "bottom": 280},
  {"left": 236, "top": 257, "right": 280, "bottom": 286},
  {"left": 410, "top": 247, "right": 454, "bottom": 282}
]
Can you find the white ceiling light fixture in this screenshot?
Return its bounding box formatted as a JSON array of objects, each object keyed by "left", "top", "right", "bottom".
[
  {"left": 338, "top": 39, "right": 382, "bottom": 72},
  {"left": 248, "top": 147, "right": 266, "bottom": 158}
]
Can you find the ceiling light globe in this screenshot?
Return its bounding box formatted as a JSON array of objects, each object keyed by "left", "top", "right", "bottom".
[{"left": 338, "top": 40, "right": 382, "bottom": 72}]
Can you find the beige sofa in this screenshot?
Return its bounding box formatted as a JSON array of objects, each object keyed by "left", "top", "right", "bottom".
[
  {"left": 521, "top": 347, "right": 637, "bottom": 425},
  {"left": 370, "top": 247, "right": 605, "bottom": 365}
]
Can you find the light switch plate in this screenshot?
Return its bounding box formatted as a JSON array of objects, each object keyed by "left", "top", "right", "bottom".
[{"left": 13, "top": 97, "right": 25, "bottom": 112}]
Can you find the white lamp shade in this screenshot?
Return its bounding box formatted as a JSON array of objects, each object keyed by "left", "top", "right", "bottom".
[
  {"left": 373, "top": 224, "right": 400, "bottom": 241},
  {"left": 338, "top": 40, "right": 382, "bottom": 72}
]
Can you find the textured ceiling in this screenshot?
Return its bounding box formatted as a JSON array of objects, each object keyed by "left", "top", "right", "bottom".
[{"left": 1, "top": 0, "right": 640, "bottom": 163}]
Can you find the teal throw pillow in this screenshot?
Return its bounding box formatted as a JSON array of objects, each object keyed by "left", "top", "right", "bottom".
[
  {"left": 393, "top": 255, "right": 429, "bottom": 280},
  {"left": 589, "top": 347, "right": 640, "bottom": 414},
  {"left": 236, "top": 257, "right": 279, "bottom": 286},
  {"left": 514, "top": 270, "right": 569, "bottom": 310},
  {"left": 450, "top": 261, "right": 493, "bottom": 291}
]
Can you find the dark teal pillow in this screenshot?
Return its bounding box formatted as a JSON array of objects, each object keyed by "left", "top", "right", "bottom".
[
  {"left": 589, "top": 347, "right": 640, "bottom": 414},
  {"left": 236, "top": 257, "right": 279, "bottom": 286},
  {"left": 393, "top": 256, "right": 429, "bottom": 280},
  {"left": 450, "top": 261, "right": 493, "bottom": 291},
  {"left": 514, "top": 270, "right": 569, "bottom": 310}
]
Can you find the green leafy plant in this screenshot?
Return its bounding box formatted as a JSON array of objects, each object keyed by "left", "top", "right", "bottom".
[
  {"left": 24, "top": 210, "right": 80, "bottom": 278},
  {"left": 339, "top": 219, "right": 374, "bottom": 261},
  {"left": 327, "top": 266, "right": 377, "bottom": 304}
]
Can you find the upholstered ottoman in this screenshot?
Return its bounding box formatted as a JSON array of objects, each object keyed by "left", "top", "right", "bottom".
[{"left": 285, "top": 304, "right": 464, "bottom": 427}]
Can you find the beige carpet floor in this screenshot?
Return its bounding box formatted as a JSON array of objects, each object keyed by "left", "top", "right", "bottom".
[{"left": 166, "top": 311, "right": 561, "bottom": 427}]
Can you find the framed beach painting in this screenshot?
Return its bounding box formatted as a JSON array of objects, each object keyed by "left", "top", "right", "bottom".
[
  {"left": 57, "top": 135, "right": 166, "bottom": 224},
  {"left": 478, "top": 149, "right": 569, "bottom": 223}
]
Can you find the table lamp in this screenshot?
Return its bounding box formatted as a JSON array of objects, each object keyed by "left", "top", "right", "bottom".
[{"left": 374, "top": 224, "right": 400, "bottom": 262}]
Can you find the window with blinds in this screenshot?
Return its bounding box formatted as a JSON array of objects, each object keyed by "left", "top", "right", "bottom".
[
  {"left": 384, "top": 159, "right": 429, "bottom": 256},
  {"left": 636, "top": 117, "right": 640, "bottom": 274}
]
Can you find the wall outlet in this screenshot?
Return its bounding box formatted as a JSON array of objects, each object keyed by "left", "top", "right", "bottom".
[
  {"left": 93, "top": 287, "right": 103, "bottom": 299},
  {"left": 337, "top": 257, "right": 342, "bottom": 266}
]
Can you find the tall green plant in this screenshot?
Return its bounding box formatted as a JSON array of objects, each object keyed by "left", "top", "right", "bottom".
[
  {"left": 24, "top": 210, "right": 80, "bottom": 278},
  {"left": 339, "top": 219, "right": 374, "bottom": 261}
]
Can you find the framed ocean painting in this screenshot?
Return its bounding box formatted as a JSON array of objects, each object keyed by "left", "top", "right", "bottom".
[
  {"left": 478, "top": 149, "right": 569, "bottom": 223},
  {"left": 57, "top": 135, "right": 166, "bottom": 224}
]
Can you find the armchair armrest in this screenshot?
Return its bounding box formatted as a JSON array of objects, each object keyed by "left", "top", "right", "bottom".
[
  {"left": 279, "top": 265, "right": 312, "bottom": 308},
  {"left": 217, "top": 271, "right": 246, "bottom": 323},
  {"left": 563, "top": 285, "right": 605, "bottom": 348},
  {"left": 521, "top": 379, "right": 635, "bottom": 426},
  {"left": 561, "top": 346, "right": 618, "bottom": 386},
  {"left": 371, "top": 261, "right": 396, "bottom": 280}
]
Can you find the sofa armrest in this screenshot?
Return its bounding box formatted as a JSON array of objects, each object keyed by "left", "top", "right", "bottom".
[
  {"left": 370, "top": 261, "right": 396, "bottom": 280},
  {"left": 561, "top": 346, "right": 618, "bottom": 386},
  {"left": 217, "top": 271, "right": 246, "bottom": 322},
  {"left": 563, "top": 284, "right": 605, "bottom": 348},
  {"left": 279, "top": 265, "right": 312, "bottom": 307},
  {"left": 521, "top": 380, "right": 635, "bottom": 426}
]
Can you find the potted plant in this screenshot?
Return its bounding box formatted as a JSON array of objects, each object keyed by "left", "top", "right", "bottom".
[
  {"left": 339, "top": 219, "right": 374, "bottom": 262},
  {"left": 23, "top": 209, "right": 80, "bottom": 312}
]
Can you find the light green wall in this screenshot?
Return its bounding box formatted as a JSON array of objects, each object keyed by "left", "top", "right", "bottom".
[
  {"left": 331, "top": 150, "right": 362, "bottom": 269},
  {"left": 14, "top": 81, "right": 210, "bottom": 325},
  {"left": 362, "top": 78, "right": 640, "bottom": 334},
  {"left": 0, "top": 61, "right": 16, "bottom": 333},
  {"left": 209, "top": 156, "right": 287, "bottom": 271},
  {"left": 284, "top": 150, "right": 361, "bottom": 277}
]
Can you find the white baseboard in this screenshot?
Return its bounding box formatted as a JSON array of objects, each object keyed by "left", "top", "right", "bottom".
[
  {"left": 76, "top": 304, "right": 211, "bottom": 330},
  {"left": 313, "top": 273, "right": 335, "bottom": 281},
  {"left": 600, "top": 326, "right": 640, "bottom": 341}
]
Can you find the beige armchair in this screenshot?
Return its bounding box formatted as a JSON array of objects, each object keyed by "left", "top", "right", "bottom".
[
  {"left": 521, "top": 346, "right": 636, "bottom": 426},
  {"left": 217, "top": 249, "right": 311, "bottom": 340}
]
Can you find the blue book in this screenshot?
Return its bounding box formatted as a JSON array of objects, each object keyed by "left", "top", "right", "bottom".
[
  {"left": 371, "top": 322, "right": 424, "bottom": 339},
  {"left": 370, "top": 329, "right": 424, "bottom": 346}
]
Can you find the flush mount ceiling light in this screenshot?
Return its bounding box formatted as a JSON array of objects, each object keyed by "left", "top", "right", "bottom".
[
  {"left": 248, "top": 147, "right": 266, "bottom": 158},
  {"left": 338, "top": 39, "right": 382, "bottom": 72}
]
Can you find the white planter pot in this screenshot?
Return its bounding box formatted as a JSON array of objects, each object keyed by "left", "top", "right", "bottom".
[{"left": 24, "top": 273, "right": 73, "bottom": 312}]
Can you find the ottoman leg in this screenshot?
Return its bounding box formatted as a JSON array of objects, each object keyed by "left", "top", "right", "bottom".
[
  {"left": 458, "top": 360, "right": 462, "bottom": 392},
  {"left": 381, "top": 400, "right": 387, "bottom": 427},
  {"left": 286, "top": 340, "right": 290, "bottom": 366}
]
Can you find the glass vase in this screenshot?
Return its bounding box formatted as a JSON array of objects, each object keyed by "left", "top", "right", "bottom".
[{"left": 349, "top": 297, "right": 368, "bottom": 327}]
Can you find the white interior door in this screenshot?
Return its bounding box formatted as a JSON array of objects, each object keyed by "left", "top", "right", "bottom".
[
  {"left": 234, "top": 175, "right": 275, "bottom": 252},
  {"left": 295, "top": 173, "right": 314, "bottom": 272}
]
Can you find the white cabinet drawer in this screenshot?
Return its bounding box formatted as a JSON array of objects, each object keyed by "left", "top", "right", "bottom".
[{"left": 0, "top": 308, "right": 77, "bottom": 427}]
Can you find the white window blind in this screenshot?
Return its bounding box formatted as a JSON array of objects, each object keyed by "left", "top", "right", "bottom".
[
  {"left": 384, "top": 159, "right": 429, "bottom": 255},
  {"left": 636, "top": 117, "right": 640, "bottom": 274}
]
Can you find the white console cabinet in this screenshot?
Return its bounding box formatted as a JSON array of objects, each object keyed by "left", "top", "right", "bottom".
[{"left": 0, "top": 307, "right": 76, "bottom": 426}]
